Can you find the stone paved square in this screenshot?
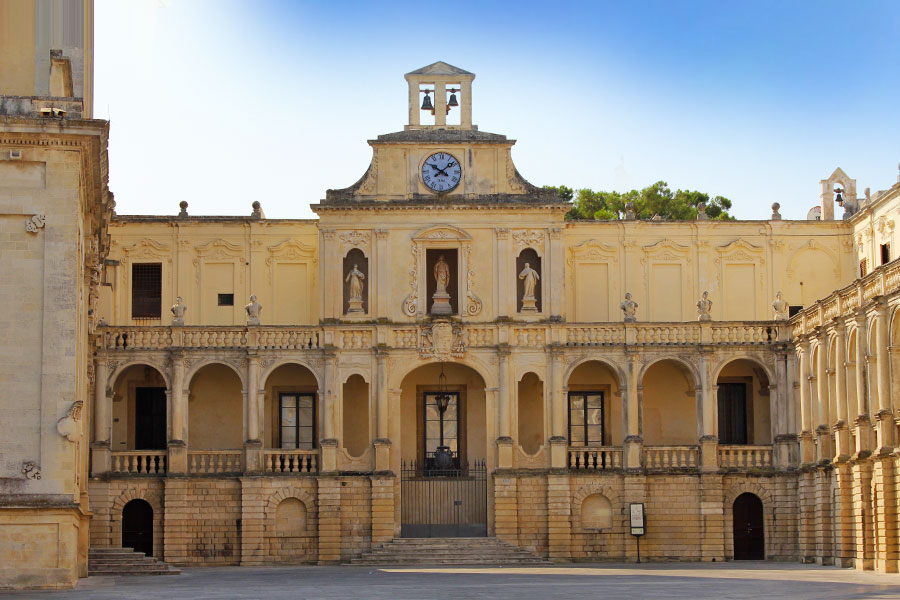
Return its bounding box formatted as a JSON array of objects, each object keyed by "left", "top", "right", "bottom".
[{"left": 6, "top": 563, "right": 900, "bottom": 600}]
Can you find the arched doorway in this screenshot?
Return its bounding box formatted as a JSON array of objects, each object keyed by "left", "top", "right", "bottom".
[
  {"left": 398, "top": 362, "right": 488, "bottom": 537},
  {"left": 122, "top": 499, "right": 154, "bottom": 556},
  {"left": 733, "top": 493, "right": 764, "bottom": 560},
  {"left": 110, "top": 364, "right": 167, "bottom": 451}
]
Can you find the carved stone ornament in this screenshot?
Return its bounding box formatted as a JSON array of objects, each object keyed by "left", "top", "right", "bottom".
[
  {"left": 25, "top": 214, "right": 46, "bottom": 233},
  {"left": 463, "top": 244, "right": 483, "bottom": 316},
  {"left": 339, "top": 230, "right": 371, "bottom": 249},
  {"left": 513, "top": 230, "right": 544, "bottom": 249},
  {"left": 402, "top": 245, "right": 419, "bottom": 317},
  {"left": 56, "top": 401, "right": 84, "bottom": 442},
  {"left": 420, "top": 320, "right": 466, "bottom": 359},
  {"left": 22, "top": 461, "right": 41, "bottom": 479}
]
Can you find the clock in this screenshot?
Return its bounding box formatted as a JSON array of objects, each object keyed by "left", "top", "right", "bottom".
[{"left": 421, "top": 152, "right": 461, "bottom": 193}]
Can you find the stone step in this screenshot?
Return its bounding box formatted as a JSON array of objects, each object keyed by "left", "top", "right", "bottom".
[
  {"left": 88, "top": 547, "right": 180, "bottom": 576},
  {"left": 347, "top": 537, "right": 551, "bottom": 566}
]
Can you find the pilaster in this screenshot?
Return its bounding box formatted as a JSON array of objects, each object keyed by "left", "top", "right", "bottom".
[
  {"left": 493, "top": 472, "right": 518, "bottom": 545},
  {"left": 371, "top": 474, "right": 395, "bottom": 546},
  {"left": 317, "top": 477, "right": 342, "bottom": 564},
  {"left": 546, "top": 473, "right": 571, "bottom": 561},
  {"left": 699, "top": 473, "right": 725, "bottom": 561}
]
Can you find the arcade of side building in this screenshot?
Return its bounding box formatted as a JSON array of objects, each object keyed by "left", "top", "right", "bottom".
[{"left": 3, "top": 9, "right": 900, "bottom": 590}]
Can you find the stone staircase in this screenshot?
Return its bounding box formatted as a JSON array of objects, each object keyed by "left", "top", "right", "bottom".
[
  {"left": 349, "top": 537, "right": 552, "bottom": 566},
  {"left": 88, "top": 547, "right": 181, "bottom": 576}
]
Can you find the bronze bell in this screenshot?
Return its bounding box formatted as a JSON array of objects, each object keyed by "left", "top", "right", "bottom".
[
  {"left": 421, "top": 92, "right": 434, "bottom": 111},
  {"left": 447, "top": 92, "right": 459, "bottom": 107}
]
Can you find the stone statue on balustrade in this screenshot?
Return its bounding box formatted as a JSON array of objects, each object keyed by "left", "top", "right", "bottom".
[
  {"left": 431, "top": 254, "right": 452, "bottom": 315},
  {"left": 621, "top": 292, "right": 638, "bottom": 322},
  {"left": 518, "top": 262, "right": 540, "bottom": 312},
  {"left": 345, "top": 264, "right": 365, "bottom": 314},
  {"left": 696, "top": 291, "right": 712, "bottom": 322},
  {"left": 171, "top": 296, "right": 187, "bottom": 326},
  {"left": 245, "top": 295, "right": 262, "bottom": 325},
  {"left": 772, "top": 291, "right": 789, "bottom": 321}
]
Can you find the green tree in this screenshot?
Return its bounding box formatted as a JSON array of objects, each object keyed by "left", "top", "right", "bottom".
[
  {"left": 542, "top": 185, "right": 574, "bottom": 203},
  {"left": 550, "top": 181, "right": 734, "bottom": 221}
]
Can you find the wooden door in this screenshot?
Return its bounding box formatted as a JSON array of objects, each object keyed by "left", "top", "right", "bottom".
[
  {"left": 733, "top": 493, "right": 764, "bottom": 560},
  {"left": 135, "top": 387, "right": 167, "bottom": 450},
  {"left": 122, "top": 499, "right": 154, "bottom": 556}
]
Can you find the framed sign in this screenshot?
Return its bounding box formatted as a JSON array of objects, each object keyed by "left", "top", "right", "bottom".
[{"left": 630, "top": 502, "right": 645, "bottom": 536}]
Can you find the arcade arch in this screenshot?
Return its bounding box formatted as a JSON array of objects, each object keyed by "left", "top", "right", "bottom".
[
  {"left": 566, "top": 360, "right": 624, "bottom": 447},
  {"left": 187, "top": 363, "right": 243, "bottom": 450},
  {"left": 715, "top": 358, "right": 772, "bottom": 445},
  {"left": 110, "top": 363, "right": 167, "bottom": 451},
  {"left": 263, "top": 363, "right": 319, "bottom": 450},
  {"left": 641, "top": 358, "right": 697, "bottom": 445}
]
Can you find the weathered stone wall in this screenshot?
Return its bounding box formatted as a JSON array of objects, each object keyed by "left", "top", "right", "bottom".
[{"left": 163, "top": 478, "right": 242, "bottom": 566}]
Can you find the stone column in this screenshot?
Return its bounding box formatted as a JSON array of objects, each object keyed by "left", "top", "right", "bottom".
[
  {"left": 497, "top": 345, "right": 513, "bottom": 468},
  {"left": 548, "top": 345, "right": 567, "bottom": 468},
  {"left": 698, "top": 352, "right": 717, "bottom": 471},
  {"left": 373, "top": 347, "right": 391, "bottom": 472},
  {"left": 834, "top": 326, "right": 851, "bottom": 460},
  {"left": 773, "top": 350, "right": 796, "bottom": 467},
  {"left": 799, "top": 341, "right": 815, "bottom": 465},
  {"left": 90, "top": 359, "right": 111, "bottom": 475},
  {"left": 875, "top": 303, "right": 894, "bottom": 454},
  {"left": 244, "top": 355, "right": 262, "bottom": 473},
  {"left": 549, "top": 227, "right": 564, "bottom": 320},
  {"left": 496, "top": 228, "right": 510, "bottom": 318},
  {"left": 855, "top": 312, "right": 872, "bottom": 454},
  {"left": 624, "top": 351, "right": 642, "bottom": 470},
  {"left": 815, "top": 334, "right": 832, "bottom": 462},
  {"left": 320, "top": 349, "right": 339, "bottom": 472},
  {"left": 168, "top": 353, "right": 187, "bottom": 473}
]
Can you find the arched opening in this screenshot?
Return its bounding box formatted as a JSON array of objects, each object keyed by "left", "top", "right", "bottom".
[
  {"left": 566, "top": 360, "right": 623, "bottom": 447},
  {"left": 399, "top": 362, "right": 488, "bottom": 537},
  {"left": 342, "top": 374, "right": 370, "bottom": 458},
  {"left": 733, "top": 493, "right": 764, "bottom": 560},
  {"left": 716, "top": 359, "right": 772, "bottom": 445},
  {"left": 188, "top": 363, "right": 243, "bottom": 450},
  {"left": 264, "top": 363, "right": 319, "bottom": 451},
  {"left": 641, "top": 359, "right": 696, "bottom": 445},
  {"left": 122, "top": 499, "right": 154, "bottom": 556},
  {"left": 581, "top": 494, "right": 613, "bottom": 530},
  {"left": 111, "top": 364, "right": 167, "bottom": 451},
  {"left": 517, "top": 372, "right": 544, "bottom": 455},
  {"left": 847, "top": 330, "right": 859, "bottom": 448}
]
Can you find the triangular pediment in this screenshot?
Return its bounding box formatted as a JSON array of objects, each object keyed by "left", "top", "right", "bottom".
[{"left": 405, "top": 61, "right": 473, "bottom": 77}]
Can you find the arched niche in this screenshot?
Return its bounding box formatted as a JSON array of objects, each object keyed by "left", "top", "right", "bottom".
[
  {"left": 516, "top": 247, "right": 542, "bottom": 313},
  {"left": 275, "top": 497, "right": 308, "bottom": 536},
  {"left": 342, "top": 374, "right": 370, "bottom": 457},
  {"left": 343, "top": 248, "right": 368, "bottom": 315},
  {"left": 517, "top": 372, "right": 543, "bottom": 455},
  {"left": 581, "top": 494, "right": 613, "bottom": 530},
  {"left": 188, "top": 362, "right": 243, "bottom": 450}
]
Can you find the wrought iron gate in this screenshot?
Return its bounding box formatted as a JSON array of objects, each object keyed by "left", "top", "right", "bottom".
[{"left": 400, "top": 460, "right": 487, "bottom": 538}]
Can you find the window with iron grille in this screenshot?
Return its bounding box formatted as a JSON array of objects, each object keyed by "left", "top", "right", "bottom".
[
  {"left": 860, "top": 258, "right": 868, "bottom": 278},
  {"left": 279, "top": 393, "right": 316, "bottom": 449},
  {"left": 568, "top": 391, "right": 604, "bottom": 446},
  {"left": 131, "top": 263, "right": 162, "bottom": 319}
]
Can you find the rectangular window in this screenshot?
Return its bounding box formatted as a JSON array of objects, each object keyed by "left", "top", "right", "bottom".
[
  {"left": 131, "top": 263, "right": 162, "bottom": 319},
  {"left": 568, "top": 391, "right": 604, "bottom": 446},
  {"left": 860, "top": 258, "right": 868, "bottom": 277},
  {"left": 788, "top": 305, "right": 803, "bottom": 318},
  {"left": 881, "top": 244, "right": 891, "bottom": 266},
  {"left": 279, "top": 393, "right": 315, "bottom": 449},
  {"left": 217, "top": 293, "right": 234, "bottom": 306}
]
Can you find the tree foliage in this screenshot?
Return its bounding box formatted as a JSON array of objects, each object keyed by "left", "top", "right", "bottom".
[{"left": 544, "top": 182, "right": 734, "bottom": 221}]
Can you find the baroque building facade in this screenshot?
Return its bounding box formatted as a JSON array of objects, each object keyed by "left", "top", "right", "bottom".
[{"left": 3, "top": 21, "right": 900, "bottom": 588}]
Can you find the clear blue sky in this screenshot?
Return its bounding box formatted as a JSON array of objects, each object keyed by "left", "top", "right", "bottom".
[{"left": 94, "top": 0, "right": 900, "bottom": 220}]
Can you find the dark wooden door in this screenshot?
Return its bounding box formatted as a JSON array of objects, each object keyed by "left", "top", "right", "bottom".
[
  {"left": 122, "top": 499, "right": 153, "bottom": 556},
  {"left": 718, "top": 383, "right": 747, "bottom": 444},
  {"left": 135, "top": 387, "right": 167, "bottom": 450},
  {"left": 733, "top": 493, "right": 764, "bottom": 560}
]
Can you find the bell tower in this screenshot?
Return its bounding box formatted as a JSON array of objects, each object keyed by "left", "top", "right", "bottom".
[{"left": 405, "top": 61, "right": 475, "bottom": 130}]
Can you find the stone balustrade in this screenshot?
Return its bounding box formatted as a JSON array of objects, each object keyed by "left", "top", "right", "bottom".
[
  {"left": 567, "top": 446, "right": 623, "bottom": 470},
  {"left": 792, "top": 257, "right": 900, "bottom": 337},
  {"left": 263, "top": 449, "right": 319, "bottom": 473},
  {"left": 187, "top": 450, "right": 243, "bottom": 474},
  {"left": 98, "top": 320, "right": 784, "bottom": 352},
  {"left": 643, "top": 445, "right": 699, "bottom": 469},
  {"left": 111, "top": 450, "right": 168, "bottom": 474},
  {"left": 718, "top": 445, "right": 773, "bottom": 469}
]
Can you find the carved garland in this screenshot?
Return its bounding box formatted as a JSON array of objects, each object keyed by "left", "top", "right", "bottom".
[
  {"left": 463, "top": 243, "right": 483, "bottom": 316},
  {"left": 401, "top": 244, "right": 419, "bottom": 317}
]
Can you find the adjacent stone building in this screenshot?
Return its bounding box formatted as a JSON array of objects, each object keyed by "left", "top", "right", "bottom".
[{"left": 3, "top": 7, "right": 900, "bottom": 589}]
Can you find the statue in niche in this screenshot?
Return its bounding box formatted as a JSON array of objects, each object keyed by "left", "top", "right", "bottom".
[
  {"left": 431, "top": 254, "right": 452, "bottom": 315},
  {"left": 772, "top": 291, "right": 789, "bottom": 321},
  {"left": 518, "top": 262, "right": 540, "bottom": 312},
  {"left": 245, "top": 295, "right": 262, "bottom": 325},
  {"left": 345, "top": 264, "right": 365, "bottom": 314},
  {"left": 171, "top": 296, "right": 187, "bottom": 326},
  {"left": 621, "top": 293, "right": 638, "bottom": 322},
  {"left": 696, "top": 291, "right": 712, "bottom": 322}
]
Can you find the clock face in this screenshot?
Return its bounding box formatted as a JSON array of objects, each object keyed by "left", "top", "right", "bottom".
[{"left": 421, "top": 152, "right": 461, "bottom": 193}]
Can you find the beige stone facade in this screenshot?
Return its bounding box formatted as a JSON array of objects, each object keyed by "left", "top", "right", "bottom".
[{"left": 4, "top": 51, "right": 900, "bottom": 588}]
